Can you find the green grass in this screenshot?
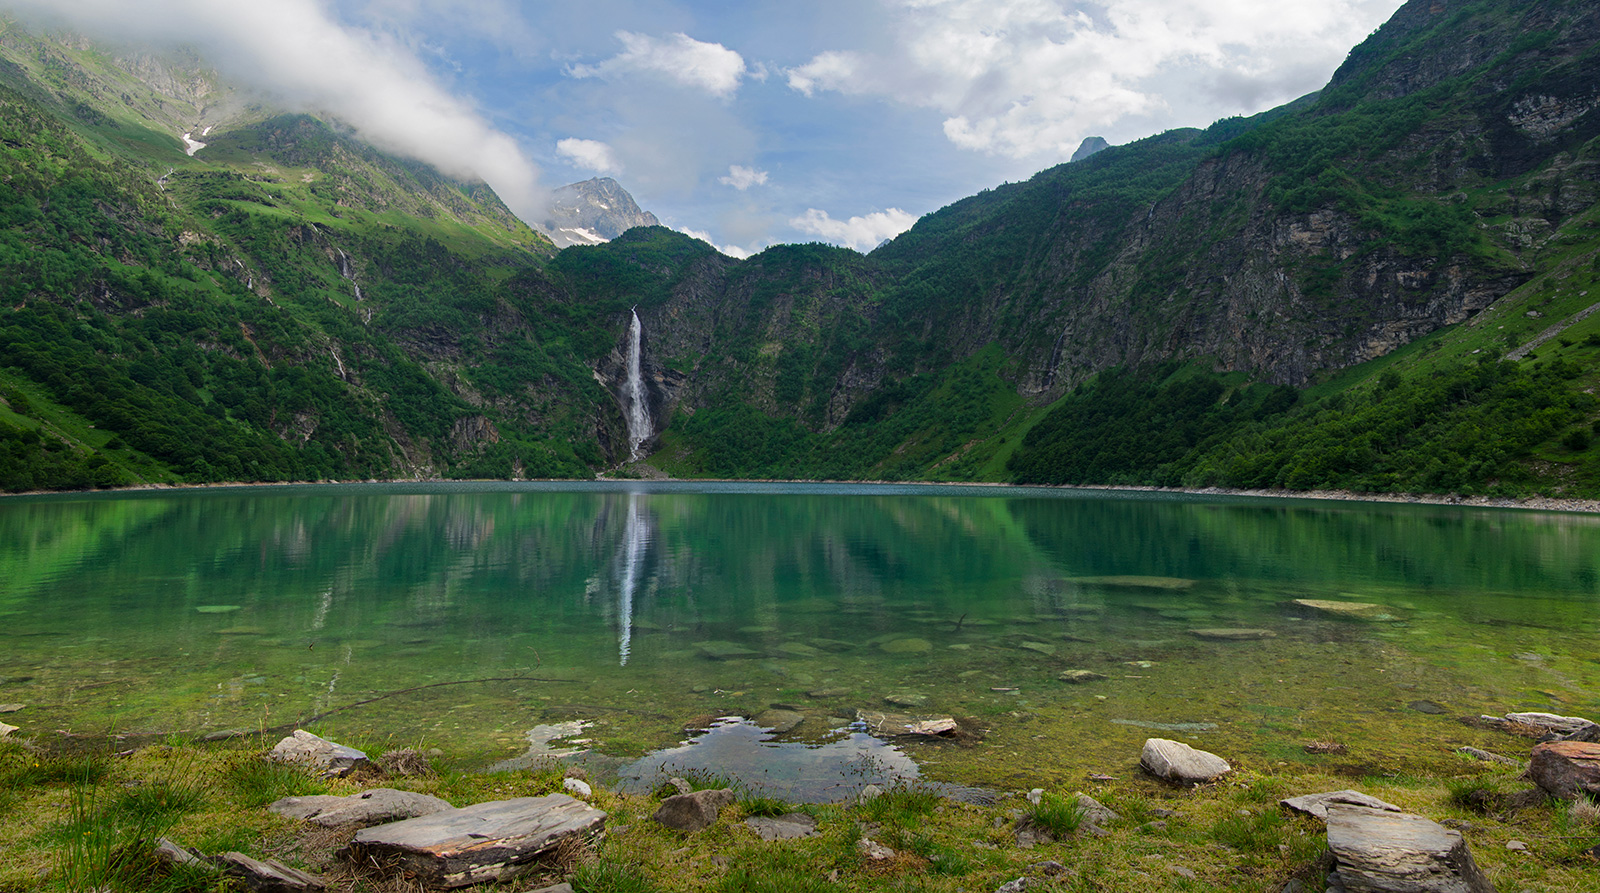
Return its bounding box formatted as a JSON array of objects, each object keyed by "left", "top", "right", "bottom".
[{"left": 1025, "top": 792, "right": 1087, "bottom": 837}]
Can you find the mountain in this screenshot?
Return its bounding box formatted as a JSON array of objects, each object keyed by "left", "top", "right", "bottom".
[
  {"left": 1069, "top": 137, "right": 1109, "bottom": 162},
  {"left": 0, "top": 0, "right": 1598, "bottom": 500},
  {"left": 540, "top": 177, "right": 661, "bottom": 248}
]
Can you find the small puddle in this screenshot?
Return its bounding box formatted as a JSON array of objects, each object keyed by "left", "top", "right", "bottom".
[{"left": 613, "top": 717, "right": 948, "bottom": 803}]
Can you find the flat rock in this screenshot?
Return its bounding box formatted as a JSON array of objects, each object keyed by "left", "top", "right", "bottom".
[
  {"left": 211, "top": 852, "right": 324, "bottom": 892},
  {"left": 562, "top": 778, "right": 592, "bottom": 798},
  {"left": 694, "top": 641, "right": 759, "bottom": 660},
  {"left": 347, "top": 795, "right": 605, "bottom": 888},
  {"left": 884, "top": 692, "right": 929, "bottom": 707},
  {"left": 744, "top": 813, "right": 818, "bottom": 840},
  {"left": 1140, "top": 738, "right": 1231, "bottom": 784},
  {"left": 857, "top": 710, "right": 959, "bottom": 738},
  {"left": 1281, "top": 791, "right": 1402, "bottom": 821},
  {"left": 1529, "top": 741, "right": 1600, "bottom": 798},
  {"left": 0, "top": 704, "right": 23, "bottom": 713},
  {"left": 155, "top": 838, "right": 204, "bottom": 867},
  {"left": 1017, "top": 641, "right": 1056, "bottom": 656},
  {"left": 1325, "top": 805, "right": 1495, "bottom": 893},
  {"left": 270, "top": 788, "right": 453, "bottom": 827},
  {"left": 1057, "top": 670, "right": 1107, "bottom": 684},
  {"left": 653, "top": 789, "right": 736, "bottom": 832},
  {"left": 1505, "top": 712, "right": 1600, "bottom": 742},
  {"left": 858, "top": 838, "right": 895, "bottom": 860},
  {"left": 753, "top": 709, "right": 805, "bottom": 734},
  {"left": 1068, "top": 575, "right": 1194, "bottom": 590},
  {"left": 0, "top": 722, "right": 16, "bottom": 738},
  {"left": 270, "top": 730, "right": 368, "bottom": 778},
  {"left": 1075, "top": 793, "right": 1120, "bottom": 834},
  {"left": 1456, "top": 746, "right": 1523, "bottom": 769},
  {"left": 777, "top": 642, "right": 821, "bottom": 657},
  {"left": 1191, "top": 628, "right": 1277, "bottom": 641},
  {"left": 1292, "top": 599, "right": 1395, "bottom": 621},
  {"left": 879, "top": 637, "right": 932, "bottom": 654}
]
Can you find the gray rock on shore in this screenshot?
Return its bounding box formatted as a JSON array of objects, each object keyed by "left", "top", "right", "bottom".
[
  {"left": 345, "top": 794, "right": 605, "bottom": 888},
  {"left": 1528, "top": 741, "right": 1600, "bottom": 799},
  {"left": 1140, "top": 738, "right": 1231, "bottom": 784},
  {"left": 1325, "top": 804, "right": 1495, "bottom": 892},
  {"left": 1280, "top": 790, "right": 1401, "bottom": 821},
  {"left": 269, "top": 730, "right": 368, "bottom": 778},
  {"left": 270, "top": 788, "right": 452, "bottom": 827},
  {"left": 653, "top": 789, "right": 736, "bottom": 832}
]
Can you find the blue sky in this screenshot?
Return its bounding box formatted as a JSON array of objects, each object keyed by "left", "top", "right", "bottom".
[{"left": 14, "top": 0, "right": 1407, "bottom": 256}]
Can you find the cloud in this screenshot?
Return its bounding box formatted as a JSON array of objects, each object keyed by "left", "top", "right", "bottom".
[
  {"left": 557, "top": 138, "right": 622, "bottom": 174},
  {"left": 786, "top": 51, "right": 861, "bottom": 97},
  {"left": 567, "top": 31, "right": 747, "bottom": 98},
  {"left": 789, "top": 207, "right": 917, "bottom": 253},
  {"left": 678, "top": 227, "right": 756, "bottom": 260},
  {"left": 786, "top": 0, "right": 1403, "bottom": 159},
  {"left": 718, "top": 165, "right": 768, "bottom": 190},
  {"left": 6, "top": 0, "right": 548, "bottom": 221}
]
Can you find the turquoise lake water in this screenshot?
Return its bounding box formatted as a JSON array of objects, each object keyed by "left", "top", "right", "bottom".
[{"left": 2, "top": 482, "right": 1596, "bottom": 795}]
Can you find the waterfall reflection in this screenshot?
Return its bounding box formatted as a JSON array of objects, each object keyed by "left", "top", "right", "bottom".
[{"left": 592, "top": 492, "right": 655, "bottom": 666}]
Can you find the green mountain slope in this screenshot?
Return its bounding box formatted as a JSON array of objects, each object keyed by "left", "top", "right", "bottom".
[
  {"left": 2, "top": 0, "right": 1599, "bottom": 499},
  {"left": 0, "top": 22, "right": 616, "bottom": 491}
]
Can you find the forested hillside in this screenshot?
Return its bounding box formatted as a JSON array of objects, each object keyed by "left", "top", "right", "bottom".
[{"left": 2, "top": 0, "right": 1599, "bottom": 499}]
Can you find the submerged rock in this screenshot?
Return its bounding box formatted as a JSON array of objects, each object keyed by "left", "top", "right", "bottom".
[
  {"left": 879, "top": 637, "right": 933, "bottom": 654},
  {"left": 653, "top": 789, "right": 736, "bottom": 832},
  {"left": 1067, "top": 576, "right": 1195, "bottom": 590},
  {"left": 695, "top": 641, "right": 760, "bottom": 660},
  {"left": 753, "top": 709, "right": 805, "bottom": 734},
  {"left": 1140, "top": 739, "right": 1231, "bottom": 784},
  {"left": 347, "top": 795, "right": 605, "bottom": 887},
  {"left": 1325, "top": 805, "right": 1494, "bottom": 893},
  {"left": 884, "top": 692, "right": 929, "bottom": 707},
  {"left": 269, "top": 730, "right": 368, "bottom": 778},
  {"left": 1057, "top": 670, "right": 1107, "bottom": 684},
  {"left": 1292, "top": 599, "right": 1396, "bottom": 621},
  {"left": 1017, "top": 641, "right": 1057, "bottom": 656},
  {"left": 1190, "top": 628, "right": 1277, "bottom": 641}
]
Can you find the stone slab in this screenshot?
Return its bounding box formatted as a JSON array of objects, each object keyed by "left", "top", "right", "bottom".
[
  {"left": 270, "top": 788, "right": 452, "bottom": 827},
  {"left": 1325, "top": 805, "right": 1495, "bottom": 893},
  {"left": 347, "top": 794, "right": 605, "bottom": 888},
  {"left": 1281, "top": 790, "right": 1402, "bottom": 821},
  {"left": 745, "top": 813, "right": 819, "bottom": 840},
  {"left": 857, "top": 709, "right": 960, "bottom": 738},
  {"left": 212, "top": 852, "right": 325, "bottom": 892}
]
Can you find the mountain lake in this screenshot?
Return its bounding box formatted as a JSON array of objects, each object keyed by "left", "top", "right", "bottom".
[{"left": 1, "top": 481, "right": 1596, "bottom": 800}]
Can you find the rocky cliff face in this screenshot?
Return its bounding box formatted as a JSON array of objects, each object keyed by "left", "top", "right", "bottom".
[
  {"left": 565, "top": 0, "right": 1600, "bottom": 461},
  {"left": 541, "top": 177, "right": 661, "bottom": 248}
]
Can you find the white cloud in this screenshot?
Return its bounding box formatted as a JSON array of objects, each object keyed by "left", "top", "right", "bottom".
[
  {"left": 789, "top": 207, "right": 917, "bottom": 253},
  {"left": 6, "top": 0, "right": 547, "bottom": 221},
  {"left": 787, "top": 0, "right": 1403, "bottom": 159},
  {"left": 718, "top": 165, "right": 768, "bottom": 190},
  {"left": 786, "top": 51, "right": 861, "bottom": 97},
  {"left": 678, "top": 228, "right": 756, "bottom": 260},
  {"left": 557, "top": 138, "right": 622, "bottom": 174},
  {"left": 568, "top": 31, "right": 747, "bottom": 98}
]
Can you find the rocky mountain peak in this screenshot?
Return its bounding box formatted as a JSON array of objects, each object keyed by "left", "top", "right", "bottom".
[
  {"left": 541, "top": 177, "right": 661, "bottom": 249},
  {"left": 1071, "top": 136, "right": 1109, "bottom": 162}
]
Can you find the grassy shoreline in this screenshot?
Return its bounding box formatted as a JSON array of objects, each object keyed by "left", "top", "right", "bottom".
[{"left": 2, "top": 724, "right": 1596, "bottom": 892}]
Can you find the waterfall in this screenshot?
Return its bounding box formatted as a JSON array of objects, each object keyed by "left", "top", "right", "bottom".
[
  {"left": 616, "top": 492, "right": 648, "bottom": 666},
  {"left": 625, "top": 308, "right": 652, "bottom": 461},
  {"left": 336, "top": 249, "right": 363, "bottom": 301}
]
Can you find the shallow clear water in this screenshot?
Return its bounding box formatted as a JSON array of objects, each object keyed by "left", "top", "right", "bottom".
[{"left": 2, "top": 482, "right": 1597, "bottom": 795}]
